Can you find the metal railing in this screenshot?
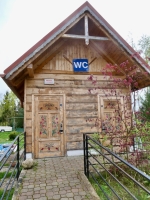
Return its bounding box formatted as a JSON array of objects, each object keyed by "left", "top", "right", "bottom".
[
  {"left": 83, "top": 133, "right": 150, "bottom": 200},
  {"left": 0, "top": 132, "right": 26, "bottom": 200}
]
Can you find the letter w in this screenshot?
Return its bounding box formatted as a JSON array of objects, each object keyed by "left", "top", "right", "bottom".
[{"left": 74, "top": 62, "right": 82, "bottom": 68}]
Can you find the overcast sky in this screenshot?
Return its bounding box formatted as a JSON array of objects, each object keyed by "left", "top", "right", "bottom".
[{"left": 0, "top": 0, "right": 150, "bottom": 95}]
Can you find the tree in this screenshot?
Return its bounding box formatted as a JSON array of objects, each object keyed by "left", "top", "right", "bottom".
[
  {"left": 138, "top": 35, "right": 150, "bottom": 63},
  {"left": 139, "top": 87, "right": 150, "bottom": 121},
  {"left": 15, "top": 102, "right": 24, "bottom": 128},
  {"left": 0, "top": 91, "right": 18, "bottom": 125}
]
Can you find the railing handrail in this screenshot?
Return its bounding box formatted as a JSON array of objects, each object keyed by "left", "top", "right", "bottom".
[
  {"left": 0, "top": 131, "right": 26, "bottom": 200},
  {"left": 83, "top": 133, "right": 150, "bottom": 199},
  {"left": 84, "top": 133, "right": 150, "bottom": 181}
]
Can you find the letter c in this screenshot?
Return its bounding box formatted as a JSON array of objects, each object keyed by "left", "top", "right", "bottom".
[{"left": 82, "top": 62, "right": 88, "bottom": 68}]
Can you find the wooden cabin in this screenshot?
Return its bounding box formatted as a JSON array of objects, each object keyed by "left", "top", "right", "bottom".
[{"left": 1, "top": 1, "right": 150, "bottom": 159}]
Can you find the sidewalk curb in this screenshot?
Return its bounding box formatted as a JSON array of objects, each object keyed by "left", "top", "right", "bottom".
[
  {"left": 12, "top": 169, "right": 27, "bottom": 200},
  {"left": 77, "top": 171, "right": 100, "bottom": 199}
]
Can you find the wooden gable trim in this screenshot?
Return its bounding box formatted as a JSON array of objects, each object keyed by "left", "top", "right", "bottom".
[
  {"left": 5, "top": 13, "right": 85, "bottom": 80},
  {"left": 27, "top": 64, "right": 34, "bottom": 78},
  {"left": 87, "top": 13, "right": 150, "bottom": 74}
]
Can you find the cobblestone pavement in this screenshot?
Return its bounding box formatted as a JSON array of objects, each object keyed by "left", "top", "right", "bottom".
[{"left": 16, "top": 156, "right": 99, "bottom": 200}]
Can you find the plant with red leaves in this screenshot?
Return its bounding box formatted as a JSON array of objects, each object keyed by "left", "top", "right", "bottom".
[{"left": 87, "top": 52, "right": 150, "bottom": 169}]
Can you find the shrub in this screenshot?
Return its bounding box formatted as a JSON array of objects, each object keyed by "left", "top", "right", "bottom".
[{"left": 9, "top": 131, "right": 18, "bottom": 140}]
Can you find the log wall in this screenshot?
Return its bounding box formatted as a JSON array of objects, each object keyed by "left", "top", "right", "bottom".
[{"left": 24, "top": 40, "right": 129, "bottom": 154}]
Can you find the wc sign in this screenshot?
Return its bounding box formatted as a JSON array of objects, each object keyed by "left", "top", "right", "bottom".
[{"left": 73, "top": 59, "right": 89, "bottom": 72}]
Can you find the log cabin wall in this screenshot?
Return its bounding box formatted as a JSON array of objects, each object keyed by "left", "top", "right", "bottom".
[{"left": 24, "top": 40, "right": 129, "bottom": 156}]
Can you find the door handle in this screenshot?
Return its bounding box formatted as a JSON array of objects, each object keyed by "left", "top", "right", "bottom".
[{"left": 59, "top": 123, "right": 63, "bottom": 133}]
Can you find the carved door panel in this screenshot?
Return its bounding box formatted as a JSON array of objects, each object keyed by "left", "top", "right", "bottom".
[{"left": 34, "top": 95, "right": 64, "bottom": 158}]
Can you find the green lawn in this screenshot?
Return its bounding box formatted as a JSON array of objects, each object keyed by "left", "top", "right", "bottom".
[
  {"left": 0, "top": 189, "right": 14, "bottom": 200},
  {"left": 0, "top": 131, "right": 24, "bottom": 147},
  {"left": 89, "top": 170, "right": 150, "bottom": 200},
  {"left": 0, "top": 131, "right": 12, "bottom": 144}
]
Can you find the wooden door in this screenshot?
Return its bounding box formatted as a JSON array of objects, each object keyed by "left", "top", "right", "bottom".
[
  {"left": 99, "top": 96, "right": 124, "bottom": 133},
  {"left": 34, "top": 95, "right": 64, "bottom": 158}
]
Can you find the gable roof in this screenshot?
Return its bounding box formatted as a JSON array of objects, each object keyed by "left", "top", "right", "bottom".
[{"left": 1, "top": 1, "right": 150, "bottom": 102}]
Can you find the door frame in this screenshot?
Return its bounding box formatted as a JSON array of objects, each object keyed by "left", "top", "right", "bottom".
[{"left": 32, "top": 94, "right": 66, "bottom": 158}]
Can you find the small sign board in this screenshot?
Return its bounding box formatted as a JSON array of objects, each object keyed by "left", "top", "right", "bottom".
[
  {"left": 44, "top": 79, "right": 54, "bottom": 85},
  {"left": 73, "top": 59, "right": 89, "bottom": 72}
]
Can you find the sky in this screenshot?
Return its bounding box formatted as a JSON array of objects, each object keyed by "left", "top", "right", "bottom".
[{"left": 0, "top": 0, "right": 150, "bottom": 96}]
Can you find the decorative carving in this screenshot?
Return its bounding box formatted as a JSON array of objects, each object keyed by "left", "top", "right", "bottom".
[
  {"left": 40, "top": 142, "right": 59, "bottom": 152},
  {"left": 39, "top": 101, "right": 59, "bottom": 111},
  {"left": 52, "top": 115, "right": 59, "bottom": 136},
  {"left": 40, "top": 115, "right": 47, "bottom": 135}
]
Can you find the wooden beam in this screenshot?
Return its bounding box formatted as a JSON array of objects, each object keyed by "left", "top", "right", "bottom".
[
  {"left": 34, "top": 69, "right": 125, "bottom": 77},
  {"left": 89, "top": 57, "right": 97, "bottom": 65},
  {"left": 62, "top": 34, "right": 109, "bottom": 41},
  {"left": 63, "top": 55, "right": 72, "bottom": 65},
  {"left": 27, "top": 64, "right": 34, "bottom": 78},
  {"left": 85, "top": 15, "right": 89, "bottom": 45}
]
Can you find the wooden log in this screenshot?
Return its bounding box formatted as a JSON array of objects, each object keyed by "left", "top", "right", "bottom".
[
  {"left": 66, "top": 125, "right": 98, "bottom": 134},
  {"left": 66, "top": 95, "right": 97, "bottom": 103},
  {"left": 26, "top": 95, "right": 32, "bottom": 103},
  {"left": 66, "top": 134, "right": 83, "bottom": 142},
  {"left": 26, "top": 112, "right": 32, "bottom": 119},
  {"left": 26, "top": 119, "right": 32, "bottom": 127},
  {"left": 25, "top": 87, "right": 103, "bottom": 95},
  {"left": 25, "top": 128, "right": 32, "bottom": 136},
  {"left": 26, "top": 144, "right": 32, "bottom": 152},
  {"left": 26, "top": 103, "right": 32, "bottom": 111},
  {"left": 66, "top": 103, "right": 97, "bottom": 110},
  {"left": 67, "top": 142, "right": 83, "bottom": 150},
  {"left": 26, "top": 79, "right": 113, "bottom": 88},
  {"left": 33, "top": 74, "right": 124, "bottom": 81},
  {"left": 66, "top": 117, "right": 98, "bottom": 126},
  {"left": 26, "top": 136, "right": 32, "bottom": 144},
  {"left": 66, "top": 110, "right": 98, "bottom": 118}
]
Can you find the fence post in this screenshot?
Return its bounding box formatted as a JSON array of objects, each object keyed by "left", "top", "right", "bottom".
[
  {"left": 17, "top": 136, "right": 20, "bottom": 180},
  {"left": 83, "top": 134, "right": 86, "bottom": 176},
  {"left": 85, "top": 135, "right": 89, "bottom": 178},
  {"left": 24, "top": 132, "right": 26, "bottom": 160}
]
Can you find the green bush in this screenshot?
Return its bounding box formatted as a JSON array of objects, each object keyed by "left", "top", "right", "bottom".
[{"left": 9, "top": 131, "right": 18, "bottom": 140}]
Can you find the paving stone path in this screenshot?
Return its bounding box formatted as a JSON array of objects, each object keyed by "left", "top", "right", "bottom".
[{"left": 16, "top": 156, "right": 99, "bottom": 200}]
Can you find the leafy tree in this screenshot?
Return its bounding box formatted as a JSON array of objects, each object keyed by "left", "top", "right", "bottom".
[
  {"left": 138, "top": 35, "right": 150, "bottom": 63},
  {"left": 0, "top": 91, "right": 24, "bottom": 128},
  {"left": 16, "top": 103, "right": 24, "bottom": 128},
  {"left": 139, "top": 87, "right": 150, "bottom": 121},
  {"left": 0, "top": 91, "right": 18, "bottom": 125}
]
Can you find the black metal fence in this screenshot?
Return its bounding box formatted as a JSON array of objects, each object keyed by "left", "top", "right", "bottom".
[
  {"left": 0, "top": 132, "right": 26, "bottom": 200},
  {"left": 83, "top": 133, "right": 150, "bottom": 200}
]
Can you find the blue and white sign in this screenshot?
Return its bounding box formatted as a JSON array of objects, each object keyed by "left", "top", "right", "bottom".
[{"left": 73, "top": 59, "right": 89, "bottom": 72}]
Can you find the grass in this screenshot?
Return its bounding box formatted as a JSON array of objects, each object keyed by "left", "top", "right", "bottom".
[
  {"left": 0, "top": 131, "right": 24, "bottom": 150},
  {"left": 33, "top": 161, "right": 38, "bottom": 171},
  {"left": 89, "top": 171, "right": 150, "bottom": 200},
  {"left": 0, "top": 188, "right": 14, "bottom": 200},
  {"left": 0, "top": 171, "right": 15, "bottom": 179},
  {"left": 0, "top": 131, "right": 12, "bottom": 144}
]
